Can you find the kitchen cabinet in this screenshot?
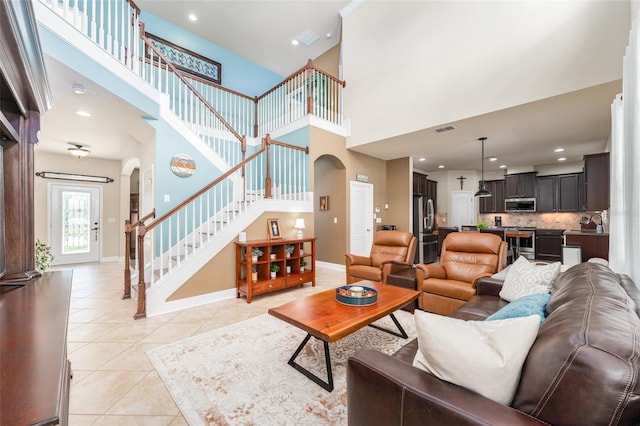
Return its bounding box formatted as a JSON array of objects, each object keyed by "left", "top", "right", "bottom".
[
  {"left": 565, "top": 232, "right": 609, "bottom": 262},
  {"left": 583, "top": 153, "right": 610, "bottom": 211},
  {"left": 413, "top": 172, "right": 437, "bottom": 212},
  {"left": 479, "top": 179, "right": 505, "bottom": 213},
  {"left": 235, "top": 238, "right": 316, "bottom": 303},
  {"left": 505, "top": 172, "right": 537, "bottom": 198},
  {"left": 535, "top": 229, "right": 564, "bottom": 262},
  {"left": 536, "top": 173, "right": 582, "bottom": 213}
]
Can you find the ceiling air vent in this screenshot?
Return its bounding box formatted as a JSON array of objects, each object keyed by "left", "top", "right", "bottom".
[
  {"left": 295, "top": 29, "right": 320, "bottom": 46},
  {"left": 433, "top": 125, "right": 457, "bottom": 134}
]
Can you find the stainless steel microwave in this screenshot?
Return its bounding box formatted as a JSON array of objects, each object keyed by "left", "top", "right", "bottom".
[{"left": 505, "top": 198, "right": 536, "bottom": 212}]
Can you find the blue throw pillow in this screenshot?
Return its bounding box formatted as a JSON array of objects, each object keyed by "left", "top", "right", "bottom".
[{"left": 486, "top": 293, "right": 551, "bottom": 324}]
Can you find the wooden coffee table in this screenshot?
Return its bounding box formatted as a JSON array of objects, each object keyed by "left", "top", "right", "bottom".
[{"left": 268, "top": 281, "right": 419, "bottom": 392}]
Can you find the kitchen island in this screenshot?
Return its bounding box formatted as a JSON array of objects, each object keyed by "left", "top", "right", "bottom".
[{"left": 564, "top": 230, "right": 609, "bottom": 262}]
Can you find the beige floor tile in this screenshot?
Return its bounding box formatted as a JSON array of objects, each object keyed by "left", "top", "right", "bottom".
[
  {"left": 139, "top": 323, "right": 201, "bottom": 344},
  {"left": 93, "top": 415, "right": 175, "bottom": 426},
  {"left": 69, "top": 370, "right": 148, "bottom": 414},
  {"left": 69, "top": 369, "right": 93, "bottom": 386},
  {"left": 100, "top": 342, "right": 164, "bottom": 371},
  {"left": 107, "top": 371, "right": 179, "bottom": 416},
  {"left": 168, "top": 415, "right": 188, "bottom": 425},
  {"left": 68, "top": 414, "right": 100, "bottom": 425},
  {"left": 68, "top": 342, "right": 133, "bottom": 370}
]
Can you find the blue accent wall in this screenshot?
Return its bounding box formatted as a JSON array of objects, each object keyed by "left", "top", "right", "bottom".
[{"left": 141, "top": 12, "right": 283, "bottom": 96}]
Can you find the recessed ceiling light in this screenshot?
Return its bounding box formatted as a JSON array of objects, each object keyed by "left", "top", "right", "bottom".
[
  {"left": 71, "top": 84, "right": 86, "bottom": 95},
  {"left": 558, "top": 157, "right": 567, "bottom": 162},
  {"left": 76, "top": 110, "right": 91, "bottom": 117},
  {"left": 438, "top": 165, "right": 445, "bottom": 169},
  {"left": 291, "top": 39, "right": 299, "bottom": 46},
  {"left": 499, "top": 164, "right": 507, "bottom": 169},
  {"left": 554, "top": 148, "right": 565, "bottom": 152},
  {"left": 488, "top": 156, "right": 497, "bottom": 161},
  {"left": 188, "top": 13, "right": 197, "bottom": 22},
  {"left": 418, "top": 157, "right": 426, "bottom": 162}
]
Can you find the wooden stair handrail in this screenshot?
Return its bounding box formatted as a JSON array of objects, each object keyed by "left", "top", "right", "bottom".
[{"left": 140, "top": 25, "right": 245, "bottom": 144}]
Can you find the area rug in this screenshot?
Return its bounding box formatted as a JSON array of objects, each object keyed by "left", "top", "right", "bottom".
[{"left": 146, "top": 310, "right": 417, "bottom": 425}]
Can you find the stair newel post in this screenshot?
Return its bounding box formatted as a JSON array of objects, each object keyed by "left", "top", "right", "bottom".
[
  {"left": 253, "top": 96, "right": 259, "bottom": 137},
  {"left": 306, "top": 59, "right": 314, "bottom": 115},
  {"left": 265, "top": 135, "right": 272, "bottom": 199},
  {"left": 134, "top": 220, "right": 147, "bottom": 319},
  {"left": 123, "top": 219, "right": 132, "bottom": 299}
]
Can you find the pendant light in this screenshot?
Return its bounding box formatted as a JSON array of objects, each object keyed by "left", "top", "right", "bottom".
[{"left": 474, "top": 137, "right": 492, "bottom": 198}]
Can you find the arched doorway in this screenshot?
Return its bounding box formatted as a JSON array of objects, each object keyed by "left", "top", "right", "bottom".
[{"left": 313, "top": 154, "right": 346, "bottom": 265}]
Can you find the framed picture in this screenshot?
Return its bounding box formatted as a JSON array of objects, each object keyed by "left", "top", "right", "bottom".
[
  {"left": 268, "top": 218, "right": 282, "bottom": 240},
  {"left": 319, "top": 196, "right": 329, "bottom": 211}
]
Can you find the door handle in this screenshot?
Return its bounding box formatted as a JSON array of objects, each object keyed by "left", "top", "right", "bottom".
[{"left": 92, "top": 222, "right": 100, "bottom": 241}]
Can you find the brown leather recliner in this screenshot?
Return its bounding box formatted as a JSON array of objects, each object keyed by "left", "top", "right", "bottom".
[
  {"left": 415, "top": 232, "right": 507, "bottom": 315},
  {"left": 345, "top": 230, "right": 417, "bottom": 284}
]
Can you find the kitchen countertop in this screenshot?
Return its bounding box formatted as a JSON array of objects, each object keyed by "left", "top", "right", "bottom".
[{"left": 564, "top": 229, "right": 610, "bottom": 236}]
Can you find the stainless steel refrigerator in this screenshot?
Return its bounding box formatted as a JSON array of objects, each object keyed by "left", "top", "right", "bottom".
[{"left": 413, "top": 196, "right": 437, "bottom": 264}]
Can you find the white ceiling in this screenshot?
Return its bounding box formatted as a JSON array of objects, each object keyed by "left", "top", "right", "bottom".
[{"left": 36, "top": 0, "right": 627, "bottom": 174}]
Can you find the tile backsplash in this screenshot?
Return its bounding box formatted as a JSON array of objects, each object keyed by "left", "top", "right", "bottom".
[{"left": 476, "top": 211, "right": 607, "bottom": 231}]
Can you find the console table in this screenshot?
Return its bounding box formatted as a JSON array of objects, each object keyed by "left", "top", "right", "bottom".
[
  {"left": 0, "top": 270, "right": 73, "bottom": 425},
  {"left": 235, "top": 238, "right": 316, "bottom": 303}
]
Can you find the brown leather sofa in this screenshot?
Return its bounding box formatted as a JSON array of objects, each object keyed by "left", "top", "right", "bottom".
[
  {"left": 415, "top": 232, "right": 507, "bottom": 315},
  {"left": 347, "top": 262, "right": 640, "bottom": 425},
  {"left": 345, "top": 230, "right": 416, "bottom": 284}
]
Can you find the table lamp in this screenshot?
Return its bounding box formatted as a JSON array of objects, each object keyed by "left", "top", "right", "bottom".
[{"left": 294, "top": 218, "right": 305, "bottom": 239}]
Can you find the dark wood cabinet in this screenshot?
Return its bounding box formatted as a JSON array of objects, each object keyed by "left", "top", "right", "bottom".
[
  {"left": 535, "top": 229, "right": 565, "bottom": 262},
  {"left": 584, "top": 153, "right": 610, "bottom": 211},
  {"left": 536, "top": 173, "right": 582, "bottom": 213},
  {"left": 413, "top": 172, "right": 437, "bottom": 213},
  {"left": 479, "top": 180, "right": 505, "bottom": 213},
  {"left": 565, "top": 233, "right": 609, "bottom": 262},
  {"left": 536, "top": 176, "right": 556, "bottom": 212},
  {"left": 557, "top": 174, "right": 581, "bottom": 212},
  {"left": 505, "top": 172, "right": 537, "bottom": 198}
]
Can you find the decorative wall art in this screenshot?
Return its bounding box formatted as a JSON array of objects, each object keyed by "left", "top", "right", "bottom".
[
  {"left": 268, "top": 218, "right": 281, "bottom": 240},
  {"left": 170, "top": 154, "right": 196, "bottom": 178},
  {"left": 147, "top": 33, "right": 222, "bottom": 85},
  {"left": 319, "top": 196, "right": 329, "bottom": 211}
]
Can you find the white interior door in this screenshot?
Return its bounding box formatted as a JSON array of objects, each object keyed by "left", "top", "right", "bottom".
[
  {"left": 450, "top": 191, "right": 475, "bottom": 228},
  {"left": 350, "top": 181, "right": 374, "bottom": 256},
  {"left": 50, "top": 183, "right": 101, "bottom": 265}
]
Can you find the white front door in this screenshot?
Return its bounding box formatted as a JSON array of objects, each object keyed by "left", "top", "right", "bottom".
[
  {"left": 350, "top": 181, "right": 374, "bottom": 256},
  {"left": 450, "top": 191, "right": 475, "bottom": 228},
  {"left": 50, "top": 184, "right": 101, "bottom": 265}
]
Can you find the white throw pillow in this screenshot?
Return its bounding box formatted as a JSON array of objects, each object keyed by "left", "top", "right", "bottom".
[
  {"left": 412, "top": 310, "right": 540, "bottom": 405},
  {"left": 499, "top": 256, "right": 561, "bottom": 302}
]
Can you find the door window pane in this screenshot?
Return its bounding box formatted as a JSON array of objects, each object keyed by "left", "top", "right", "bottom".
[{"left": 62, "top": 191, "right": 90, "bottom": 254}]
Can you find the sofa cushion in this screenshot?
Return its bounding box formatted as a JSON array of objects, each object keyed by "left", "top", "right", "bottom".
[
  {"left": 422, "top": 278, "right": 476, "bottom": 300},
  {"left": 412, "top": 310, "right": 540, "bottom": 405},
  {"left": 486, "top": 292, "right": 551, "bottom": 324},
  {"left": 512, "top": 262, "right": 640, "bottom": 425},
  {"left": 499, "top": 256, "right": 560, "bottom": 302}
]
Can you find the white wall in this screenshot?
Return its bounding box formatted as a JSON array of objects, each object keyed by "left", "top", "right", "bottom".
[{"left": 342, "top": 1, "right": 629, "bottom": 148}]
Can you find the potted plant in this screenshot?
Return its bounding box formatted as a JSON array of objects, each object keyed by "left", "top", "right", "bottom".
[
  {"left": 285, "top": 244, "right": 294, "bottom": 258},
  {"left": 300, "top": 260, "right": 307, "bottom": 271},
  {"left": 251, "top": 247, "right": 263, "bottom": 262},
  {"left": 270, "top": 263, "right": 280, "bottom": 278},
  {"left": 251, "top": 265, "right": 258, "bottom": 283},
  {"left": 35, "top": 239, "right": 54, "bottom": 272}
]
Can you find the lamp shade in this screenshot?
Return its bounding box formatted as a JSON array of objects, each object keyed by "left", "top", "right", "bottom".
[{"left": 294, "top": 218, "right": 305, "bottom": 239}]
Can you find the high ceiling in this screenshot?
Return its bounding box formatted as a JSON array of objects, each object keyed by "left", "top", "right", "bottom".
[{"left": 36, "top": 0, "right": 627, "bottom": 174}]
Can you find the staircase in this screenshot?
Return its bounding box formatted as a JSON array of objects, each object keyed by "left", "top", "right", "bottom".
[{"left": 35, "top": 0, "right": 345, "bottom": 318}]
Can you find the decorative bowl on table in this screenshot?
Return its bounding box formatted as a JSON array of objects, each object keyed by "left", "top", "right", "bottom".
[{"left": 336, "top": 285, "right": 378, "bottom": 306}]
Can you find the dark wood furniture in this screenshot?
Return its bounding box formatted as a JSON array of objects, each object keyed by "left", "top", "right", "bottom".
[
  {"left": 385, "top": 268, "right": 419, "bottom": 312},
  {"left": 536, "top": 173, "right": 582, "bottom": 213},
  {"left": 504, "top": 172, "right": 537, "bottom": 199},
  {"left": 413, "top": 172, "right": 438, "bottom": 213},
  {"left": 583, "top": 152, "right": 610, "bottom": 211},
  {"left": 436, "top": 227, "right": 458, "bottom": 253},
  {"left": 235, "top": 238, "right": 316, "bottom": 303},
  {"left": 565, "top": 232, "right": 609, "bottom": 262},
  {"left": 268, "top": 281, "right": 419, "bottom": 391},
  {"left": 0, "top": 0, "right": 50, "bottom": 284},
  {"left": 535, "top": 229, "right": 565, "bottom": 262},
  {"left": 0, "top": 270, "right": 72, "bottom": 425},
  {"left": 479, "top": 179, "right": 505, "bottom": 213}
]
